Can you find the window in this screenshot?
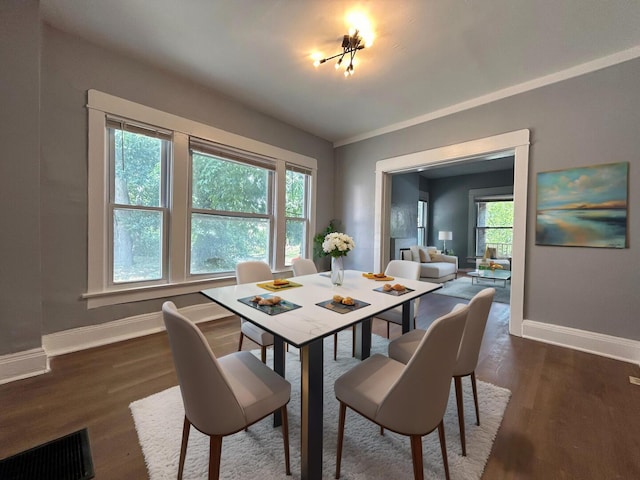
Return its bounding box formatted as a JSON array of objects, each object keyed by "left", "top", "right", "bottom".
[
  {"left": 417, "top": 200, "right": 428, "bottom": 246},
  {"left": 475, "top": 197, "right": 514, "bottom": 257},
  {"left": 87, "top": 90, "right": 316, "bottom": 307},
  {"left": 107, "top": 120, "right": 171, "bottom": 285},
  {"left": 189, "top": 140, "right": 275, "bottom": 274},
  {"left": 285, "top": 166, "right": 311, "bottom": 265}
]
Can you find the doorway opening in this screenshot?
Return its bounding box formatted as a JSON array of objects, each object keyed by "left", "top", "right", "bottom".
[{"left": 373, "top": 130, "right": 530, "bottom": 336}]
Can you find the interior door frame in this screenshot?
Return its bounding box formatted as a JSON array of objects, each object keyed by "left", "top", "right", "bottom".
[{"left": 373, "top": 129, "right": 530, "bottom": 336}]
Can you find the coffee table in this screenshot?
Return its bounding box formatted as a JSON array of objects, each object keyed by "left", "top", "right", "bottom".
[{"left": 468, "top": 268, "right": 511, "bottom": 287}]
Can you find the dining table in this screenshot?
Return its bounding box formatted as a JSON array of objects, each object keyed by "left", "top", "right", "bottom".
[{"left": 201, "top": 269, "right": 442, "bottom": 480}]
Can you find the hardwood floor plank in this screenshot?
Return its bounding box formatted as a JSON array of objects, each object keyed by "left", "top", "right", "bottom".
[{"left": 1, "top": 295, "right": 639, "bottom": 478}]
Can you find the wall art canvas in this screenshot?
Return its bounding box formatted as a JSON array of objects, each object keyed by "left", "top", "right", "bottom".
[{"left": 536, "top": 162, "right": 628, "bottom": 248}]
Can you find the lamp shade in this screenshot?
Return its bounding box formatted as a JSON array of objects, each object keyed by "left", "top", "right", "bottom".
[{"left": 438, "top": 231, "right": 452, "bottom": 241}]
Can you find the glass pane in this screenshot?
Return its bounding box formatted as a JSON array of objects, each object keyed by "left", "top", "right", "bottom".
[
  {"left": 113, "top": 208, "right": 163, "bottom": 283},
  {"left": 190, "top": 214, "right": 270, "bottom": 274},
  {"left": 192, "top": 152, "right": 270, "bottom": 214},
  {"left": 112, "top": 129, "right": 164, "bottom": 207},
  {"left": 286, "top": 169, "right": 306, "bottom": 217},
  {"left": 285, "top": 219, "right": 305, "bottom": 265},
  {"left": 476, "top": 201, "right": 514, "bottom": 227}
]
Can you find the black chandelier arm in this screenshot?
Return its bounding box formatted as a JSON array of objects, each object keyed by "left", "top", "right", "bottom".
[{"left": 318, "top": 45, "right": 364, "bottom": 64}]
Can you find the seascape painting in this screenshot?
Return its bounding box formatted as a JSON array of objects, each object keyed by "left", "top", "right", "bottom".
[{"left": 536, "top": 162, "right": 628, "bottom": 248}]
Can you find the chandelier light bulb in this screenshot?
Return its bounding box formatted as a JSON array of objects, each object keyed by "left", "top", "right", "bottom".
[{"left": 313, "top": 59, "right": 320, "bottom": 67}]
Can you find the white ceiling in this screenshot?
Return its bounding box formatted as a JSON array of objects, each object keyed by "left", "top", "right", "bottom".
[{"left": 40, "top": 0, "right": 640, "bottom": 145}]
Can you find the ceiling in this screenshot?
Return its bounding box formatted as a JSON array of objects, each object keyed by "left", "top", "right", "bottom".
[{"left": 40, "top": 1, "right": 640, "bottom": 145}]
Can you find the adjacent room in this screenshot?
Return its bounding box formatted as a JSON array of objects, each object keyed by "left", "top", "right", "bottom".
[{"left": 1, "top": 1, "right": 639, "bottom": 479}]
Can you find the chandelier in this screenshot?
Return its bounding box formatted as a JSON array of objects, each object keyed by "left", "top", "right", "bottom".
[{"left": 313, "top": 30, "right": 367, "bottom": 77}]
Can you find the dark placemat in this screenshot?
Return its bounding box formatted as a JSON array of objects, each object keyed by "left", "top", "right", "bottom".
[
  {"left": 238, "top": 294, "right": 301, "bottom": 316},
  {"left": 373, "top": 286, "right": 415, "bottom": 296},
  {"left": 316, "top": 298, "right": 370, "bottom": 314}
]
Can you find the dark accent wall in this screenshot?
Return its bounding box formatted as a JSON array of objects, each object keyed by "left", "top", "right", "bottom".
[
  {"left": 428, "top": 169, "right": 514, "bottom": 265},
  {"left": 390, "top": 174, "right": 419, "bottom": 259}
]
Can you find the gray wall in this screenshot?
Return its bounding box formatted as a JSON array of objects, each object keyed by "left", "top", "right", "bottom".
[
  {"left": 0, "top": 1, "right": 43, "bottom": 356},
  {"left": 336, "top": 58, "right": 640, "bottom": 341},
  {"left": 0, "top": 2, "right": 335, "bottom": 356}
]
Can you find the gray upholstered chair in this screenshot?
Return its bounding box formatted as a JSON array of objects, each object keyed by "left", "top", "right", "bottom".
[
  {"left": 334, "top": 304, "right": 469, "bottom": 480},
  {"left": 375, "top": 259, "right": 422, "bottom": 338},
  {"left": 161, "top": 301, "right": 291, "bottom": 479},
  {"left": 291, "top": 257, "right": 317, "bottom": 276},
  {"left": 388, "top": 287, "right": 495, "bottom": 456},
  {"left": 236, "top": 261, "right": 275, "bottom": 363},
  {"left": 291, "top": 257, "right": 354, "bottom": 360}
]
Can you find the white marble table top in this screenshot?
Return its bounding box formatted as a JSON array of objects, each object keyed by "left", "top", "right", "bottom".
[{"left": 201, "top": 270, "right": 441, "bottom": 347}]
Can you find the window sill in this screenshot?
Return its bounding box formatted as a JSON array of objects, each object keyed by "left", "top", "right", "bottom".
[
  {"left": 84, "top": 277, "right": 238, "bottom": 309},
  {"left": 84, "top": 268, "right": 296, "bottom": 309}
]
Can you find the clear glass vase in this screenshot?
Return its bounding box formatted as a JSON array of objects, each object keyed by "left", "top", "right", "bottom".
[{"left": 330, "top": 256, "right": 344, "bottom": 286}]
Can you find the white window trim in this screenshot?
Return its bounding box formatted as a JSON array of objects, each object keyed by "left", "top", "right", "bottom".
[{"left": 85, "top": 90, "right": 317, "bottom": 308}]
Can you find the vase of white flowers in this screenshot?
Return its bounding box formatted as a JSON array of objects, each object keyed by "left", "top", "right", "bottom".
[{"left": 322, "top": 232, "right": 355, "bottom": 286}]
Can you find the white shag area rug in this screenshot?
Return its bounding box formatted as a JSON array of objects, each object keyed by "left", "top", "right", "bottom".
[{"left": 130, "top": 332, "right": 510, "bottom": 479}]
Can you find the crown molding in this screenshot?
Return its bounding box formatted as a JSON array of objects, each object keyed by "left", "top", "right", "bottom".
[{"left": 335, "top": 45, "right": 640, "bottom": 147}]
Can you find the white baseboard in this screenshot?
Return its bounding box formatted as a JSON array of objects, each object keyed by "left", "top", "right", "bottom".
[
  {"left": 1, "top": 304, "right": 231, "bottom": 385},
  {"left": 0, "top": 348, "right": 49, "bottom": 385},
  {"left": 43, "top": 303, "right": 230, "bottom": 357},
  {"left": 522, "top": 319, "right": 640, "bottom": 366}
]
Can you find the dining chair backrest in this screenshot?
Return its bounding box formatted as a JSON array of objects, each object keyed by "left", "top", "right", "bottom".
[
  {"left": 236, "top": 260, "right": 273, "bottom": 284},
  {"left": 385, "top": 259, "right": 420, "bottom": 280},
  {"left": 376, "top": 304, "right": 469, "bottom": 435},
  {"left": 454, "top": 287, "right": 495, "bottom": 376},
  {"left": 291, "top": 258, "right": 318, "bottom": 276},
  {"left": 162, "top": 301, "right": 245, "bottom": 435}
]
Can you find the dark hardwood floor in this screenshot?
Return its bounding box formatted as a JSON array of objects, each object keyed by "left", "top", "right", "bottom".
[{"left": 1, "top": 292, "right": 639, "bottom": 479}]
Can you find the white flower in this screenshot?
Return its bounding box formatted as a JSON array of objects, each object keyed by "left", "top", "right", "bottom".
[{"left": 322, "top": 232, "right": 355, "bottom": 257}]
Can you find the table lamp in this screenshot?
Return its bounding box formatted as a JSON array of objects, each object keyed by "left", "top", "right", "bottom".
[{"left": 438, "top": 231, "right": 452, "bottom": 254}]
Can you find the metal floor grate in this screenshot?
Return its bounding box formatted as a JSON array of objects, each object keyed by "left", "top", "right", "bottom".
[{"left": 0, "top": 428, "right": 94, "bottom": 480}]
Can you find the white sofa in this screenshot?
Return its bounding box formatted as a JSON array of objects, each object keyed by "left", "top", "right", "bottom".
[{"left": 400, "top": 246, "right": 458, "bottom": 283}]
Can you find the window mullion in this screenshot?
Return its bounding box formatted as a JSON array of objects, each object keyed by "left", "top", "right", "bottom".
[
  {"left": 273, "top": 162, "right": 286, "bottom": 270},
  {"left": 170, "top": 132, "right": 190, "bottom": 283}
]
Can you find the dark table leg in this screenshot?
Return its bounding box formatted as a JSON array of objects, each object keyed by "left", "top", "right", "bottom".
[
  {"left": 273, "top": 336, "right": 286, "bottom": 427},
  {"left": 300, "top": 339, "right": 324, "bottom": 480},
  {"left": 402, "top": 299, "right": 415, "bottom": 333},
  {"left": 353, "top": 318, "right": 372, "bottom": 360}
]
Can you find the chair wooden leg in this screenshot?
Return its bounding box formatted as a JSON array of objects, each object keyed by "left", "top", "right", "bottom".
[
  {"left": 471, "top": 371, "right": 480, "bottom": 426},
  {"left": 261, "top": 346, "right": 267, "bottom": 363},
  {"left": 281, "top": 406, "right": 291, "bottom": 475},
  {"left": 334, "top": 333, "right": 338, "bottom": 361},
  {"left": 209, "top": 435, "right": 223, "bottom": 480},
  {"left": 410, "top": 435, "right": 424, "bottom": 480},
  {"left": 438, "top": 420, "right": 451, "bottom": 480},
  {"left": 454, "top": 376, "right": 466, "bottom": 456},
  {"left": 237, "top": 331, "right": 244, "bottom": 351},
  {"left": 386, "top": 322, "right": 390, "bottom": 338},
  {"left": 178, "top": 417, "right": 190, "bottom": 480},
  {"left": 336, "top": 402, "right": 347, "bottom": 479}
]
